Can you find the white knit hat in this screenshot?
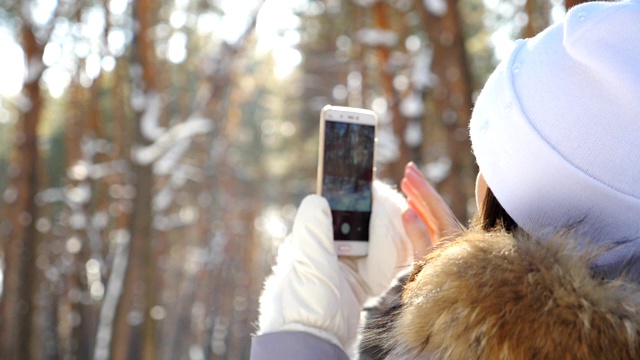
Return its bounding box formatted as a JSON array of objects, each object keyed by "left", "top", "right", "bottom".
[{"left": 469, "top": 0, "right": 640, "bottom": 266}]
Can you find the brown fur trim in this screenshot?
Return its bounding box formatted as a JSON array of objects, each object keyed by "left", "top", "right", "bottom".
[{"left": 387, "top": 228, "right": 640, "bottom": 359}]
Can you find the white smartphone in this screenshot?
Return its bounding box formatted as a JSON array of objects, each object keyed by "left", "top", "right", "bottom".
[{"left": 317, "top": 105, "right": 378, "bottom": 256}]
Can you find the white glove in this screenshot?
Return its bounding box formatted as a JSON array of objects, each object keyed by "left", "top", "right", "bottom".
[{"left": 257, "top": 181, "right": 415, "bottom": 352}]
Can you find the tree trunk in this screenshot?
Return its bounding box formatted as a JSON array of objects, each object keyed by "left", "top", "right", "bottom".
[
  {"left": 110, "top": 0, "right": 158, "bottom": 359},
  {"left": 522, "top": 0, "right": 551, "bottom": 38},
  {"left": 0, "top": 20, "right": 44, "bottom": 360},
  {"left": 416, "top": 0, "right": 476, "bottom": 222},
  {"left": 373, "top": 2, "right": 412, "bottom": 184}
]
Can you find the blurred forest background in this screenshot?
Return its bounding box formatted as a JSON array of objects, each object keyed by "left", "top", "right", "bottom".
[{"left": 0, "top": 0, "right": 588, "bottom": 359}]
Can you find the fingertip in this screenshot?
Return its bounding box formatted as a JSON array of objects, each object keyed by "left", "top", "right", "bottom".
[
  {"left": 405, "top": 161, "right": 415, "bottom": 173},
  {"left": 408, "top": 162, "right": 423, "bottom": 177},
  {"left": 300, "top": 194, "right": 330, "bottom": 210},
  {"left": 291, "top": 195, "right": 335, "bottom": 256},
  {"left": 405, "top": 167, "right": 421, "bottom": 184},
  {"left": 296, "top": 195, "right": 331, "bottom": 223}
]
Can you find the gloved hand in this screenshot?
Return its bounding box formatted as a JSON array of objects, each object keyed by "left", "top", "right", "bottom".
[{"left": 256, "top": 181, "right": 425, "bottom": 353}]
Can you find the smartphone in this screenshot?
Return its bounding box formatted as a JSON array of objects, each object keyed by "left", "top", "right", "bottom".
[{"left": 317, "top": 105, "right": 378, "bottom": 256}]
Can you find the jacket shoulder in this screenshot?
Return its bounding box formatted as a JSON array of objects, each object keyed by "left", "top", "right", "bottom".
[{"left": 390, "top": 228, "right": 640, "bottom": 359}]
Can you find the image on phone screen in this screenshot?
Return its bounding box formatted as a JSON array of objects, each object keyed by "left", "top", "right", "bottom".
[{"left": 322, "top": 121, "right": 375, "bottom": 241}]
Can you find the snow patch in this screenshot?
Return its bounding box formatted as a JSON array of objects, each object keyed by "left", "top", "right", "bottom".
[
  {"left": 130, "top": 88, "right": 146, "bottom": 112},
  {"left": 153, "top": 138, "right": 190, "bottom": 175},
  {"left": 352, "top": 0, "right": 379, "bottom": 7},
  {"left": 94, "top": 228, "right": 130, "bottom": 360},
  {"left": 69, "top": 212, "right": 87, "bottom": 230},
  {"left": 65, "top": 183, "right": 92, "bottom": 205},
  {"left": 356, "top": 28, "right": 399, "bottom": 48},
  {"left": 209, "top": 231, "right": 229, "bottom": 268},
  {"left": 376, "top": 126, "right": 400, "bottom": 163},
  {"left": 132, "top": 117, "right": 213, "bottom": 166},
  {"left": 404, "top": 120, "right": 423, "bottom": 147},
  {"left": 92, "top": 211, "right": 109, "bottom": 230},
  {"left": 88, "top": 160, "right": 129, "bottom": 180},
  {"left": 67, "top": 161, "right": 90, "bottom": 181},
  {"left": 140, "top": 92, "right": 166, "bottom": 141},
  {"left": 423, "top": 0, "right": 448, "bottom": 16},
  {"left": 3, "top": 186, "right": 18, "bottom": 204},
  {"left": 412, "top": 49, "right": 435, "bottom": 90},
  {"left": 153, "top": 185, "right": 174, "bottom": 212},
  {"left": 423, "top": 157, "right": 451, "bottom": 184},
  {"left": 15, "top": 94, "right": 33, "bottom": 113},
  {"left": 25, "top": 58, "right": 45, "bottom": 84},
  {"left": 400, "top": 93, "right": 424, "bottom": 118},
  {"left": 36, "top": 187, "right": 65, "bottom": 205}
]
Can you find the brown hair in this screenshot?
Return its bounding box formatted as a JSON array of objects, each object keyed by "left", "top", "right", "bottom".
[{"left": 480, "top": 187, "right": 518, "bottom": 232}]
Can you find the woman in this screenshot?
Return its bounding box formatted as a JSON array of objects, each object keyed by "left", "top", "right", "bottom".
[{"left": 251, "top": 0, "right": 640, "bottom": 358}]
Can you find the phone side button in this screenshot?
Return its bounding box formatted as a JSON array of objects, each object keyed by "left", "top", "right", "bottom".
[{"left": 338, "top": 245, "right": 351, "bottom": 252}]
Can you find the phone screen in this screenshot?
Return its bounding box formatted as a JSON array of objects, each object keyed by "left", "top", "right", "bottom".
[{"left": 322, "top": 120, "right": 375, "bottom": 241}]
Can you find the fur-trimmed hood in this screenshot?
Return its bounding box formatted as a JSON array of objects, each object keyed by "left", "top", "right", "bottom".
[{"left": 360, "top": 228, "right": 640, "bottom": 359}]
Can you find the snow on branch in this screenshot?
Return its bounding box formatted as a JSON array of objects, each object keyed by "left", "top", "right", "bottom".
[
  {"left": 356, "top": 28, "right": 399, "bottom": 48},
  {"left": 153, "top": 138, "right": 190, "bottom": 175},
  {"left": 64, "top": 183, "right": 92, "bottom": 207},
  {"left": 25, "top": 58, "right": 46, "bottom": 85},
  {"left": 93, "top": 229, "right": 130, "bottom": 360},
  {"left": 140, "top": 92, "right": 166, "bottom": 141},
  {"left": 8, "top": 94, "right": 33, "bottom": 113},
  {"left": 400, "top": 92, "right": 425, "bottom": 118},
  {"left": 412, "top": 49, "right": 436, "bottom": 90},
  {"left": 423, "top": 156, "right": 452, "bottom": 184},
  {"left": 35, "top": 187, "right": 65, "bottom": 205},
  {"left": 404, "top": 120, "right": 423, "bottom": 147},
  {"left": 86, "top": 160, "right": 130, "bottom": 180},
  {"left": 153, "top": 184, "right": 174, "bottom": 213},
  {"left": 132, "top": 117, "right": 213, "bottom": 166},
  {"left": 352, "top": 0, "right": 379, "bottom": 7},
  {"left": 376, "top": 125, "right": 400, "bottom": 164}
]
